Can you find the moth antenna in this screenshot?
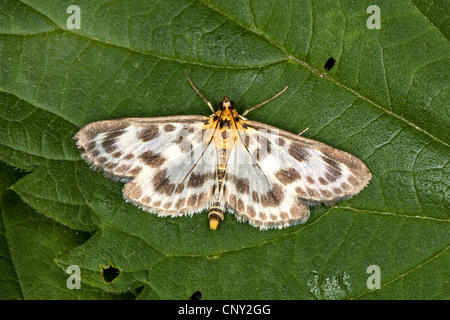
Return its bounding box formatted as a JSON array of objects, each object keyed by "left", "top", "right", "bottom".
[
  {"left": 242, "top": 86, "right": 288, "bottom": 116},
  {"left": 185, "top": 69, "right": 215, "bottom": 113}
]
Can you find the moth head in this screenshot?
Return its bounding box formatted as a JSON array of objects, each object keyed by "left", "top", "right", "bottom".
[{"left": 218, "top": 96, "right": 236, "bottom": 111}]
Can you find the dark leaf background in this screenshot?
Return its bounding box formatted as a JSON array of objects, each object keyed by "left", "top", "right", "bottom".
[{"left": 0, "top": 0, "right": 448, "bottom": 299}]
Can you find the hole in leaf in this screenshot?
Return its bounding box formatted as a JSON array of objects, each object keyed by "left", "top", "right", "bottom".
[
  {"left": 101, "top": 264, "right": 121, "bottom": 284},
  {"left": 189, "top": 290, "right": 202, "bottom": 300},
  {"left": 324, "top": 57, "right": 336, "bottom": 71}
]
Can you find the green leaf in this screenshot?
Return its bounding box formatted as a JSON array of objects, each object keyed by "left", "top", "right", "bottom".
[
  {"left": 0, "top": 162, "right": 25, "bottom": 299},
  {"left": 1, "top": 0, "right": 448, "bottom": 299},
  {"left": 0, "top": 161, "right": 130, "bottom": 299}
]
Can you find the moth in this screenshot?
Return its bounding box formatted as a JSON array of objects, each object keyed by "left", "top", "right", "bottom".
[{"left": 74, "top": 70, "right": 372, "bottom": 230}]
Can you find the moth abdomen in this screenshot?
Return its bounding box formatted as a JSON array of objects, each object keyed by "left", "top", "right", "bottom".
[{"left": 208, "top": 204, "right": 225, "bottom": 230}]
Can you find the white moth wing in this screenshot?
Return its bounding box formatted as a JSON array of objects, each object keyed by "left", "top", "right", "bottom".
[
  {"left": 222, "top": 119, "right": 372, "bottom": 229},
  {"left": 74, "top": 116, "right": 218, "bottom": 216},
  {"left": 222, "top": 132, "right": 309, "bottom": 229},
  {"left": 245, "top": 120, "right": 372, "bottom": 202}
]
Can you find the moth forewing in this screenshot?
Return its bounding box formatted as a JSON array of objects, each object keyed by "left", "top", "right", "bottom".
[
  {"left": 245, "top": 119, "right": 372, "bottom": 203},
  {"left": 75, "top": 115, "right": 219, "bottom": 216}
]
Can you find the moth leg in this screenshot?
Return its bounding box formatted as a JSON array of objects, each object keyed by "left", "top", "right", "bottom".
[
  {"left": 242, "top": 86, "right": 288, "bottom": 116},
  {"left": 185, "top": 69, "right": 215, "bottom": 113},
  {"left": 298, "top": 128, "right": 309, "bottom": 136}
]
